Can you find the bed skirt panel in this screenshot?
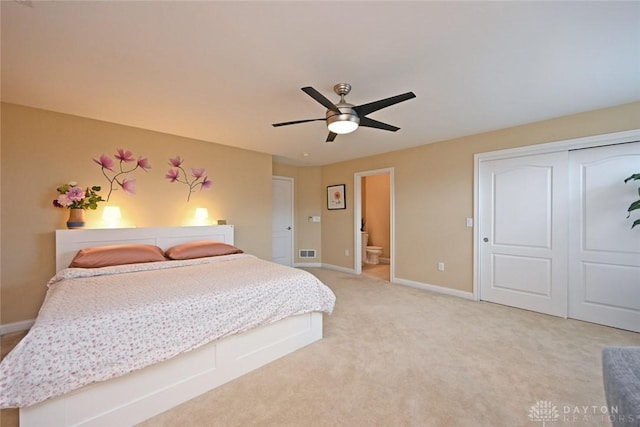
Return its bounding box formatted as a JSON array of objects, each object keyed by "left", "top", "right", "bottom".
[{"left": 21, "top": 312, "right": 323, "bottom": 427}]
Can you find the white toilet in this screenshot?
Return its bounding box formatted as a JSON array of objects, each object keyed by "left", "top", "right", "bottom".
[
  {"left": 361, "top": 232, "right": 384, "bottom": 265},
  {"left": 366, "top": 246, "right": 384, "bottom": 265}
]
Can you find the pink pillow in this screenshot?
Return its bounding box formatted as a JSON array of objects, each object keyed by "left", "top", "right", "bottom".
[
  {"left": 69, "top": 244, "right": 167, "bottom": 268},
  {"left": 165, "top": 240, "right": 243, "bottom": 260}
]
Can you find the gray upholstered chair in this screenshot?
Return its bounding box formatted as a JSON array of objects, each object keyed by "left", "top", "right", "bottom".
[{"left": 602, "top": 347, "right": 640, "bottom": 426}]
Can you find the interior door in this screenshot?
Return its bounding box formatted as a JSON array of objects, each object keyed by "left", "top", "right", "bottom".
[
  {"left": 272, "top": 177, "right": 294, "bottom": 266},
  {"left": 479, "top": 152, "right": 568, "bottom": 317},
  {"left": 568, "top": 142, "right": 640, "bottom": 332}
]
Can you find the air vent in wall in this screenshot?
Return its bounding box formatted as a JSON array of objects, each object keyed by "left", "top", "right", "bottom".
[{"left": 299, "top": 249, "right": 316, "bottom": 258}]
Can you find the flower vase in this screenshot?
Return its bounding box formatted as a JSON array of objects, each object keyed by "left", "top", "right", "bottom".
[{"left": 67, "top": 208, "right": 85, "bottom": 229}]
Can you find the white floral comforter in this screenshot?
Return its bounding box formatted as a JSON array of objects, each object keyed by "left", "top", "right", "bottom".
[{"left": 0, "top": 254, "right": 336, "bottom": 408}]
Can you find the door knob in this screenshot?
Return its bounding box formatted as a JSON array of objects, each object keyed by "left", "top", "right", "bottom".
[
  {"left": 483, "top": 237, "right": 489, "bottom": 242},
  {"left": 287, "top": 227, "right": 292, "bottom": 230}
]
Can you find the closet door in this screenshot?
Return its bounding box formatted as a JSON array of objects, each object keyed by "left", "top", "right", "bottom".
[
  {"left": 568, "top": 142, "right": 640, "bottom": 332},
  {"left": 479, "top": 152, "right": 568, "bottom": 317}
]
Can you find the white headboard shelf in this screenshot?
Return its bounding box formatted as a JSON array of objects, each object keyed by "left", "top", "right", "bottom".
[{"left": 55, "top": 225, "right": 234, "bottom": 271}]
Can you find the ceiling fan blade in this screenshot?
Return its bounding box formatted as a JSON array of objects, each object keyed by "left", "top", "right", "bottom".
[
  {"left": 359, "top": 117, "right": 400, "bottom": 132},
  {"left": 272, "top": 118, "right": 324, "bottom": 127},
  {"left": 301, "top": 87, "right": 341, "bottom": 114},
  {"left": 354, "top": 92, "right": 416, "bottom": 117},
  {"left": 326, "top": 132, "right": 338, "bottom": 143}
]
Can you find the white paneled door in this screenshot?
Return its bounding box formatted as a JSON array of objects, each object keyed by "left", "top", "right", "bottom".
[
  {"left": 568, "top": 142, "right": 640, "bottom": 332},
  {"left": 272, "top": 177, "right": 294, "bottom": 266},
  {"left": 479, "top": 152, "right": 569, "bottom": 317},
  {"left": 479, "top": 138, "right": 640, "bottom": 332}
]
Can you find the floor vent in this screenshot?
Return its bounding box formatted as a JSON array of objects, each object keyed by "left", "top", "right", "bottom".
[{"left": 299, "top": 249, "right": 316, "bottom": 258}]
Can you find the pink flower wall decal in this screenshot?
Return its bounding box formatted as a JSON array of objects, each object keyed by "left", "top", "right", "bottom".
[
  {"left": 165, "top": 169, "right": 180, "bottom": 183},
  {"left": 120, "top": 177, "right": 136, "bottom": 195},
  {"left": 93, "top": 154, "right": 114, "bottom": 171},
  {"left": 201, "top": 177, "right": 212, "bottom": 190},
  {"left": 165, "top": 156, "right": 212, "bottom": 202},
  {"left": 191, "top": 168, "right": 205, "bottom": 179},
  {"left": 115, "top": 149, "right": 135, "bottom": 163},
  {"left": 169, "top": 156, "right": 183, "bottom": 167},
  {"left": 94, "top": 148, "right": 151, "bottom": 201},
  {"left": 137, "top": 157, "right": 151, "bottom": 170}
]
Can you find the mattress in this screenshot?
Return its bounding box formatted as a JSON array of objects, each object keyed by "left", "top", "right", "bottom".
[{"left": 0, "top": 254, "right": 336, "bottom": 408}]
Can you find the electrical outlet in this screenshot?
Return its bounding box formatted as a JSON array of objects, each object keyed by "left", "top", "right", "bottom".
[
  {"left": 466, "top": 218, "right": 473, "bottom": 227},
  {"left": 438, "top": 262, "right": 445, "bottom": 271},
  {"left": 345, "top": 249, "right": 350, "bottom": 257}
]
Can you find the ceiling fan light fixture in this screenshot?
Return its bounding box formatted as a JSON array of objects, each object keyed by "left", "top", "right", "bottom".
[
  {"left": 272, "top": 83, "right": 415, "bottom": 142},
  {"left": 326, "top": 112, "right": 360, "bottom": 134}
]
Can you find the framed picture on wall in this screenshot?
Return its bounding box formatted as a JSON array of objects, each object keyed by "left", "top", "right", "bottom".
[{"left": 327, "top": 184, "right": 346, "bottom": 210}]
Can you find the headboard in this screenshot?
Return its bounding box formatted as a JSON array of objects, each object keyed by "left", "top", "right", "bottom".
[{"left": 55, "top": 225, "right": 234, "bottom": 271}]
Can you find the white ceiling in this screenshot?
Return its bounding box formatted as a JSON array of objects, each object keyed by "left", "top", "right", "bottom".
[{"left": 2, "top": 1, "right": 639, "bottom": 166}]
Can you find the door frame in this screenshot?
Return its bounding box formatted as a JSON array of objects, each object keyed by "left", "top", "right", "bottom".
[
  {"left": 473, "top": 129, "right": 640, "bottom": 301},
  {"left": 272, "top": 176, "right": 294, "bottom": 266},
  {"left": 354, "top": 167, "right": 395, "bottom": 279}
]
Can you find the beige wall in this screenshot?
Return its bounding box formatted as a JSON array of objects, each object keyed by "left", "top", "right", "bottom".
[
  {"left": 321, "top": 102, "right": 640, "bottom": 293},
  {"left": 363, "top": 174, "right": 390, "bottom": 259},
  {"left": 3, "top": 101, "right": 639, "bottom": 324},
  {"left": 272, "top": 163, "right": 323, "bottom": 264},
  {"left": 1, "top": 103, "right": 273, "bottom": 324}
]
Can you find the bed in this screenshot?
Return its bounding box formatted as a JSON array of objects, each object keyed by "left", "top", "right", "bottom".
[{"left": 0, "top": 225, "right": 335, "bottom": 426}]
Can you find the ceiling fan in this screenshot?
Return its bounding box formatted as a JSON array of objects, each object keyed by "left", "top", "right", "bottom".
[{"left": 272, "top": 83, "right": 416, "bottom": 142}]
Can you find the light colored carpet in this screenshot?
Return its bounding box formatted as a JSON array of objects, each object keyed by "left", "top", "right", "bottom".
[
  {"left": 139, "top": 268, "right": 640, "bottom": 427},
  {"left": 2, "top": 268, "right": 639, "bottom": 426}
]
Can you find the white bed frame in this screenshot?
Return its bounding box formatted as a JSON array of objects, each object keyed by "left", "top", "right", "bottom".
[{"left": 21, "top": 226, "right": 324, "bottom": 427}]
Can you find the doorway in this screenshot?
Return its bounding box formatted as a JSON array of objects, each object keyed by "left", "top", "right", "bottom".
[
  {"left": 354, "top": 168, "right": 394, "bottom": 281},
  {"left": 272, "top": 176, "right": 294, "bottom": 266}
]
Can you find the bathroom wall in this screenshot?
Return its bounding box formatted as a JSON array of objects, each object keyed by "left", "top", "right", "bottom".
[{"left": 363, "top": 174, "right": 390, "bottom": 260}]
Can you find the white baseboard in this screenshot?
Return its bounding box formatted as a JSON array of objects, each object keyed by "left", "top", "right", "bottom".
[
  {"left": 294, "top": 262, "right": 322, "bottom": 268},
  {"left": 393, "top": 277, "right": 474, "bottom": 300},
  {"left": 321, "top": 263, "right": 356, "bottom": 275},
  {"left": 1, "top": 319, "right": 34, "bottom": 335},
  {"left": 318, "top": 265, "right": 472, "bottom": 301}
]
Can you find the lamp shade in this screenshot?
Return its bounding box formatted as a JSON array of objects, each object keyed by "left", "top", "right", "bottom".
[
  {"left": 102, "top": 206, "right": 122, "bottom": 220},
  {"left": 195, "top": 208, "right": 209, "bottom": 220},
  {"left": 102, "top": 206, "right": 122, "bottom": 228},
  {"left": 194, "top": 208, "right": 209, "bottom": 225}
]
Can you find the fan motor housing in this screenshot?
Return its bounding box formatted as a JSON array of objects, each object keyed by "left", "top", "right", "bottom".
[{"left": 326, "top": 105, "right": 360, "bottom": 128}]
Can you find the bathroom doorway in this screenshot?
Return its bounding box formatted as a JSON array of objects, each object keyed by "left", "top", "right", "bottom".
[{"left": 354, "top": 168, "right": 394, "bottom": 281}]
